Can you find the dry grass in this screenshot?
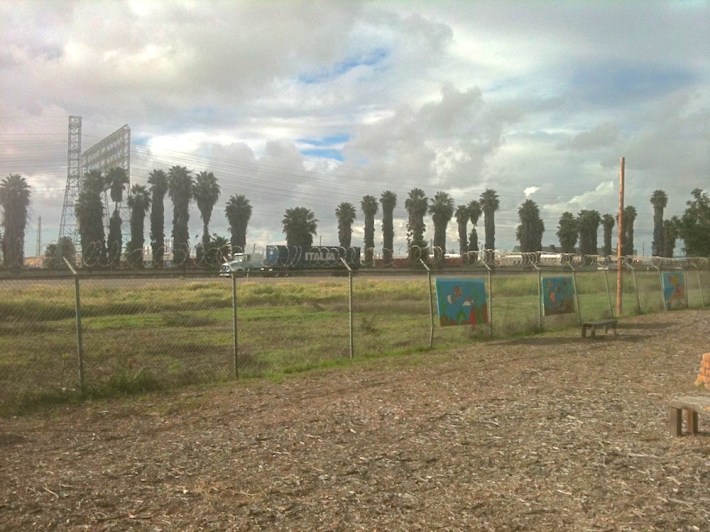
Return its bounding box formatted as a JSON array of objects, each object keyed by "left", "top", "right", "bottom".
[{"left": 2, "top": 309, "right": 710, "bottom": 529}]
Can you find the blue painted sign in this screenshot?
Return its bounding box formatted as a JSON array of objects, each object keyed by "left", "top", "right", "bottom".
[
  {"left": 542, "top": 276, "right": 575, "bottom": 316},
  {"left": 435, "top": 278, "right": 488, "bottom": 327}
]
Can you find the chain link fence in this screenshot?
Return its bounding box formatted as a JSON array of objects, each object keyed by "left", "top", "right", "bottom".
[{"left": 1, "top": 261, "right": 708, "bottom": 413}]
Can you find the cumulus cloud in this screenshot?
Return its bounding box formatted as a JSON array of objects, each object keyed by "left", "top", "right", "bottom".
[
  {"left": 0, "top": 0, "right": 708, "bottom": 255},
  {"left": 524, "top": 186, "right": 539, "bottom": 198}
]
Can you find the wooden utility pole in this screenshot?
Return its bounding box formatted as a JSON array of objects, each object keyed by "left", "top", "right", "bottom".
[{"left": 616, "top": 157, "right": 625, "bottom": 316}]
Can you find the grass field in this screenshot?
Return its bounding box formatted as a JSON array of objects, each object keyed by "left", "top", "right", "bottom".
[{"left": 1, "top": 268, "right": 707, "bottom": 414}]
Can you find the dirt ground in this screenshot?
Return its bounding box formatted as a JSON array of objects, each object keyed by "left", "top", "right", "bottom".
[{"left": 1, "top": 310, "right": 709, "bottom": 530}]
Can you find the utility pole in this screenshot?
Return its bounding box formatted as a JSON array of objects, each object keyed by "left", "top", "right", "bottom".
[{"left": 616, "top": 157, "right": 625, "bottom": 316}]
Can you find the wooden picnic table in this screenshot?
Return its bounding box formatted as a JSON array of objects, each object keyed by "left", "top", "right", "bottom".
[{"left": 581, "top": 319, "right": 618, "bottom": 338}]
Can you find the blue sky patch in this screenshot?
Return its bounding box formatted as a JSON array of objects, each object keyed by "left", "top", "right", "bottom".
[
  {"left": 300, "top": 148, "right": 345, "bottom": 161},
  {"left": 133, "top": 135, "right": 151, "bottom": 146},
  {"left": 299, "top": 48, "right": 388, "bottom": 84},
  {"left": 297, "top": 133, "right": 350, "bottom": 147}
]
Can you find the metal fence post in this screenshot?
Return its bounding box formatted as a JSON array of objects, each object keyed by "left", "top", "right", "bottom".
[
  {"left": 533, "top": 263, "right": 542, "bottom": 330},
  {"left": 479, "top": 260, "right": 493, "bottom": 337},
  {"left": 64, "top": 258, "right": 85, "bottom": 393},
  {"left": 340, "top": 258, "right": 354, "bottom": 359},
  {"left": 603, "top": 268, "right": 614, "bottom": 318},
  {"left": 419, "top": 259, "right": 434, "bottom": 349},
  {"left": 629, "top": 264, "right": 641, "bottom": 313},
  {"left": 231, "top": 271, "right": 239, "bottom": 379},
  {"left": 567, "top": 262, "right": 583, "bottom": 326},
  {"left": 655, "top": 264, "right": 666, "bottom": 311},
  {"left": 693, "top": 264, "right": 706, "bottom": 307},
  {"left": 348, "top": 268, "right": 354, "bottom": 359}
]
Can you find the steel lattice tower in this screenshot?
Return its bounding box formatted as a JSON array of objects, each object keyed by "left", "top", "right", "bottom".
[{"left": 58, "top": 115, "right": 82, "bottom": 253}]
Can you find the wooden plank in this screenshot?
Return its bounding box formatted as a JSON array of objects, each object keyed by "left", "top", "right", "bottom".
[
  {"left": 669, "top": 395, "right": 710, "bottom": 411},
  {"left": 669, "top": 407, "right": 683, "bottom": 436},
  {"left": 687, "top": 410, "right": 699, "bottom": 434},
  {"left": 668, "top": 395, "right": 710, "bottom": 436}
]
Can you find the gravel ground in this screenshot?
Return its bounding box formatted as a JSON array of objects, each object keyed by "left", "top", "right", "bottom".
[{"left": 2, "top": 309, "right": 709, "bottom": 530}]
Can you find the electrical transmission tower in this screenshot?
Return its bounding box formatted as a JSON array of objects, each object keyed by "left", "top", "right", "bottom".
[{"left": 58, "top": 115, "right": 82, "bottom": 258}]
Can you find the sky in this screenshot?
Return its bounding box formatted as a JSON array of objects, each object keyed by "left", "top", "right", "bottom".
[{"left": 1, "top": 0, "right": 709, "bottom": 259}]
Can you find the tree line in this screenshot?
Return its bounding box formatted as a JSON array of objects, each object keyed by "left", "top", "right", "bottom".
[{"left": 1, "top": 170, "right": 710, "bottom": 270}]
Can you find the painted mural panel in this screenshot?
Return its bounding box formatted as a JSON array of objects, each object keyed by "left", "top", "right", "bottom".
[
  {"left": 435, "top": 278, "right": 488, "bottom": 327},
  {"left": 542, "top": 276, "right": 576, "bottom": 316},
  {"left": 662, "top": 271, "right": 687, "bottom": 310}
]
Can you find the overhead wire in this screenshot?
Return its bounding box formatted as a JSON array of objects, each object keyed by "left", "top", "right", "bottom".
[{"left": 1, "top": 130, "right": 664, "bottom": 238}]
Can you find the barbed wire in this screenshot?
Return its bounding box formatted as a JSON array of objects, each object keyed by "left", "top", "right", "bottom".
[{"left": 4, "top": 238, "right": 710, "bottom": 273}]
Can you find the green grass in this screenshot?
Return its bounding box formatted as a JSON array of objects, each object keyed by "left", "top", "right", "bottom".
[{"left": 1, "top": 270, "right": 707, "bottom": 415}]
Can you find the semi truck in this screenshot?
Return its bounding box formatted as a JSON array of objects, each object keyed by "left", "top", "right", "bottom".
[
  {"left": 220, "top": 245, "right": 361, "bottom": 276},
  {"left": 219, "top": 252, "right": 265, "bottom": 276}
]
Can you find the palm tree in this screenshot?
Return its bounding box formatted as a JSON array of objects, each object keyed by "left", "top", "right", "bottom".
[
  {"left": 0, "top": 174, "right": 31, "bottom": 268},
  {"left": 577, "top": 210, "right": 601, "bottom": 257},
  {"left": 621, "top": 205, "right": 637, "bottom": 256},
  {"left": 282, "top": 207, "right": 318, "bottom": 247},
  {"left": 359, "top": 196, "right": 377, "bottom": 264},
  {"left": 106, "top": 167, "right": 129, "bottom": 210},
  {"left": 225, "top": 194, "right": 252, "bottom": 253},
  {"left": 211, "top": 234, "right": 231, "bottom": 263},
  {"left": 479, "top": 189, "right": 499, "bottom": 251},
  {"left": 193, "top": 171, "right": 221, "bottom": 258},
  {"left": 105, "top": 167, "right": 129, "bottom": 267},
  {"left": 335, "top": 201, "right": 357, "bottom": 250},
  {"left": 43, "top": 236, "right": 75, "bottom": 269},
  {"left": 663, "top": 216, "right": 679, "bottom": 258},
  {"left": 556, "top": 212, "right": 578, "bottom": 254},
  {"left": 468, "top": 200, "right": 482, "bottom": 254},
  {"left": 455, "top": 204, "right": 469, "bottom": 258},
  {"left": 405, "top": 188, "right": 428, "bottom": 262},
  {"left": 107, "top": 210, "right": 122, "bottom": 266},
  {"left": 148, "top": 169, "right": 168, "bottom": 268},
  {"left": 167, "top": 166, "right": 193, "bottom": 265},
  {"left": 379, "top": 190, "right": 397, "bottom": 264},
  {"left": 125, "top": 184, "right": 151, "bottom": 269},
  {"left": 650, "top": 189, "right": 668, "bottom": 257},
  {"left": 75, "top": 169, "right": 106, "bottom": 267},
  {"left": 429, "top": 191, "right": 454, "bottom": 265},
  {"left": 601, "top": 214, "right": 615, "bottom": 256},
  {"left": 516, "top": 199, "right": 544, "bottom": 253}
]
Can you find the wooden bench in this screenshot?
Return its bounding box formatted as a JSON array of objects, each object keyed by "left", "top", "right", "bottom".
[
  {"left": 581, "top": 319, "right": 618, "bottom": 338},
  {"left": 669, "top": 395, "right": 710, "bottom": 436}
]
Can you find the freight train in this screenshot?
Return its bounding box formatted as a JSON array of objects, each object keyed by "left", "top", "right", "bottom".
[{"left": 220, "top": 245, "right": 361, "bottom": 276}]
